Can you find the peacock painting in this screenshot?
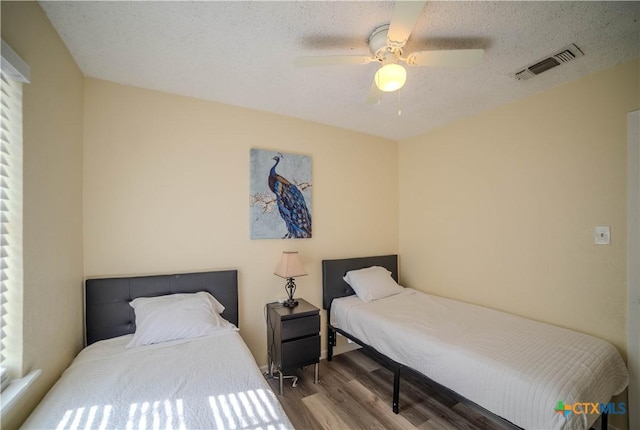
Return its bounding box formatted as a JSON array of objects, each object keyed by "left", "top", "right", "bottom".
[{"left": 250, "top": 149, "right": 312, "bottom": 239}]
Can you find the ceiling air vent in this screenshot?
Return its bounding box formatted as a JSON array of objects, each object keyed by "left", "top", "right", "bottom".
[{"left": 511, "top": 43, "right": 584, "bottom": 81}]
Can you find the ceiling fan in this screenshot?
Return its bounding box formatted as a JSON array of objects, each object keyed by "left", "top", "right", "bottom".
[{"left": 293, "top": 1, "right": 484, "bottom": 104}]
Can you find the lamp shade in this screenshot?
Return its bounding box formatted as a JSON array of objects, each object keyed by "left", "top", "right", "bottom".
[
  {"left": 374, "top": 63, "right": 407, "bottom": 92},
  {"left": 274, "top": 251, "right": 307, "bottom": 279}
]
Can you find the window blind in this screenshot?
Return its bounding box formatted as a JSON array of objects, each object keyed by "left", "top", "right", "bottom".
[
  {"left": 0, "top": 70, "right": 24, "bottom": 372},
  {"left": 0, "top": 40, "right": 29, "bottom": 383}
]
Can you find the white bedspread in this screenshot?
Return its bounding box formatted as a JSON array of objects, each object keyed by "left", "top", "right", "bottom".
[
  {"left": 23, "top": 331, "right": 293, "bottom": 430},
  {"left": 331, "top": 289, "right": 629, "bottom": 430}
]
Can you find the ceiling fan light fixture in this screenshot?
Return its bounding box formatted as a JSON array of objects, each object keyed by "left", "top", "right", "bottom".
[{"left": 374, "top": 63, "right": 406, "bottom": 92}]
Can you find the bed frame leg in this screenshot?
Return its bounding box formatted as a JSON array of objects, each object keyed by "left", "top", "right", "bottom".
[
  {"left": 327, "top": 326, "right": 335, "bottom": 362},
  {"left": 392, "top": 365, "right": 401, "bottom": 414},
  {"left": 601, "top": 412, "right": 608, "bottom": 430}
]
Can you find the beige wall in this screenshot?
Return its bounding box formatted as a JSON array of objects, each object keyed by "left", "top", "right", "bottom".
[
  {"left": 399, "top": 60, "right": 638, "bottom": 429},
  {"left": 83, "top": 78, "right": 399, "bottom": 363},
  {"left": 400, "top": 59, "right": 638, "bottom": 354},
  {"left": 1, "top": 2, "right": 85, "bottom": 429}
]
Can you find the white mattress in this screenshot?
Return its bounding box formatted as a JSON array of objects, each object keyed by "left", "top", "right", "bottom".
[
  {"left": 331, "top": 289, "right": 629, "bottom": 430},
  {"left": 23, "top": 331, "right": 293, "bottom": 430}
]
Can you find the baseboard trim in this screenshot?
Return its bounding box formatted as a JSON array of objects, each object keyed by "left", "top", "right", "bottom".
[{"left": 321, "top": 342, "right": 361, "bottom": 360}]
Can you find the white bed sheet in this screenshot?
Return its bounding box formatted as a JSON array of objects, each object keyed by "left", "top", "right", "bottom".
[
  {"left": 23, "top": 331, "right": 293, "bottom": 430},
  {"left": 331, "top": 289, "right": 629, "bottom": 430}
]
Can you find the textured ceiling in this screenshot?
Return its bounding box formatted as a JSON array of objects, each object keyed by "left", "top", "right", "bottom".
[{"left": 40, "top": 1, "right": 639, "bottom": 140}]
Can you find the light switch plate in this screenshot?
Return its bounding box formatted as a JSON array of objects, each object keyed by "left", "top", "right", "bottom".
[{"left": 594, "top": 226, "right": 611, "bottom": 245}]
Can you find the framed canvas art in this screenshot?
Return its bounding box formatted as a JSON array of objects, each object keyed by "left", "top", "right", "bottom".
[{"left": 250, "top": 149, "right": 312, "bottom": 239}]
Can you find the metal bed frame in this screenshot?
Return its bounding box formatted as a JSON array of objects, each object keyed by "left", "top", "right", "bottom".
[{"left": 322, "top": 255, "right": 609, "bottom": 430}]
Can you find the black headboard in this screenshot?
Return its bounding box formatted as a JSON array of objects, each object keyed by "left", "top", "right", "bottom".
[
  {"left": 322, "top": 255, "right": 398, "bottom": 311},
  {"left": 85, "top": 270, "right": 238, "bottom": 345}
]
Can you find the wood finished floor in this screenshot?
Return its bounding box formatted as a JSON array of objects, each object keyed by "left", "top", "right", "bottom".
[{"left": 266, "top": 349, "right": 513, "bottom": 430}]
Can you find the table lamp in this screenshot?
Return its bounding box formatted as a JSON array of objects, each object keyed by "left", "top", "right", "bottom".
[{"left": 274, "top": 251, "right": 307, "bottom": 308}]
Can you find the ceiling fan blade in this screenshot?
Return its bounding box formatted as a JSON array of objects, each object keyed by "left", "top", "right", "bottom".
[
  {"left": 293, "top": 55, "right": 374, "bottom": 67},
  {"left": 387, "top": 0, "right": 427, "bottom": 48},
  {"left": 365, "top": 82, "right": 382, "bottom": 105},
  {"left": 406, "top": 49, "right": 484, "bottom": 67}
]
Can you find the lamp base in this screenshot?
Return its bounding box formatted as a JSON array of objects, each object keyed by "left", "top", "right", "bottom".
[
  {"left": 283, "top": 277, "right": 299, "bottom": 308},
  {"left": 283, "top": 298, "right": 299, "bottom": 308}
]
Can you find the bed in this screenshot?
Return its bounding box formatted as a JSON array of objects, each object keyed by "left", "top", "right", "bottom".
[
  {"left": 23, "top": 270, "right": 294, "bottom": 430},
  {"left": 322, "top": 255, "right": 629, "bottom": 430}
]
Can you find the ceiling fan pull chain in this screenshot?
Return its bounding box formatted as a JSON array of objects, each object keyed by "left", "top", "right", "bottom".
[{"left": 397, "top": 90, "right": 402, "bottom": 116}]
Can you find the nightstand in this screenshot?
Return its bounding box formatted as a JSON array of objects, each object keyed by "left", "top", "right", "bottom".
[{"left": 266, "top": 299, "right": 320, "bottom": 395}]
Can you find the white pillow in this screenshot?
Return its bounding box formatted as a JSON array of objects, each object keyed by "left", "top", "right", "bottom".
[
  {"left": 204, "top": 292, "right": 226, "bottom": 314},
  {"left": 127, "top": 292, "right": 233, "bottom": 348},
  {"left": 131, "top": 291, "right": 226, "bottom": 313},
  {"left": 343, "top": 266, "right": 403, "bottom": 303}
]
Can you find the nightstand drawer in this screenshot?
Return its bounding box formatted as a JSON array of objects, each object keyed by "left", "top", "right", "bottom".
[
  {"left": 281, "top": 335, "right": 320, "bottom": 369},
  {"left": 281, "top": 314, "right": 320, "bottom": 341}
]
